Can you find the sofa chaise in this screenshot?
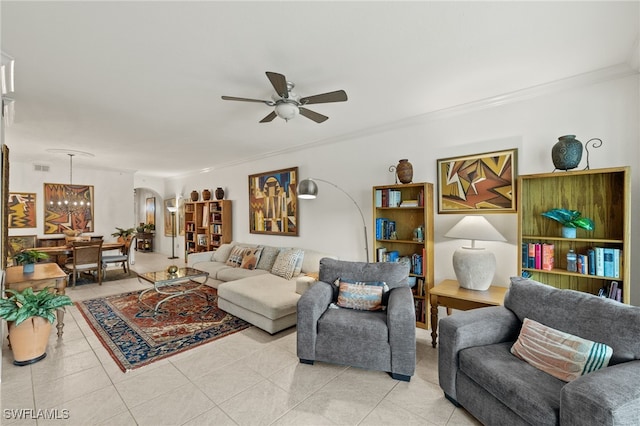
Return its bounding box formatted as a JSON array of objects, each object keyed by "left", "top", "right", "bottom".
[
  {"left": 187, "top": 242, "right": 336, "bottom": 334},
  {"left": 439, "top": 276, "right": 640, "bottom": 426}
]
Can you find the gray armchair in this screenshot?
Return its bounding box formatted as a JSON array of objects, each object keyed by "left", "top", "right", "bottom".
[
  {"left": 438, "top": 277, "right": 640, "bottom": 426},
  {"left": 297, "top": 258, "right": 416, "bottom": 381}
]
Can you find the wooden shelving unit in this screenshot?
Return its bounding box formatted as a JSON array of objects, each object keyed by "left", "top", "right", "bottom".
[
  {"left": 517, "top": 167, "right": 630, "bottom": 303},
  {"left": 184, "top": 200, "right": 232, "bottom": 261},
  {"left": 372, "top": 182, "right": 434, "bottom": 329}
]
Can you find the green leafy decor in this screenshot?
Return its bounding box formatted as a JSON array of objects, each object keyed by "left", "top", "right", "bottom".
[
  {"left": 13, "top": 250, "right": 49, "bottom": 265},
  {"left": 0, "top": 287, "right": 73, "bottom": 326},
  {"left": 541, "top": 208, "right": 595, "bottom": 230}
]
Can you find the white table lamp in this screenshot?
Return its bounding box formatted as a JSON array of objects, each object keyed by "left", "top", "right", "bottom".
[{"left": 444, "top": 216, "right": 506, "bottom": 291}]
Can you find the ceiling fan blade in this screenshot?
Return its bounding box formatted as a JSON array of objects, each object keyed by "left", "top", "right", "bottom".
[
  {"left": 299, "top": 107, "right": 329, "bottom": 123},
  {"left": 221, "top": 96, "right": 273, "bottom": 105},
  {"left": 300, "top": 90, "right": 348, "bottom": 105},
  {"left": 266, "top": 72, "right": 289, "bottom": 98},
  {"left": 259, "top": 111, "right": 277, "bottom": 123}
]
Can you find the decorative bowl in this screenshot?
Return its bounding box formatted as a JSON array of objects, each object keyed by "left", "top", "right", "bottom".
[{"left": 63, "top": 229, "right": 82, "bottom": 237}]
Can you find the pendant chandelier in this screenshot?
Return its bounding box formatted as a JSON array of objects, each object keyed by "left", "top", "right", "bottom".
[{"left": 48, "top": 152, "right": 91, "bottom": 215}]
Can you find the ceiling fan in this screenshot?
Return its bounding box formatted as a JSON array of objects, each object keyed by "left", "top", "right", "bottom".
[{"left": 221, "top": 72, "right": 347, "bottom": 123}]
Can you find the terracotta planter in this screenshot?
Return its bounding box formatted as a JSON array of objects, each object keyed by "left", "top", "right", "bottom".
[{"left": 8, "top": 317, "right": 52, "bottom": 366}]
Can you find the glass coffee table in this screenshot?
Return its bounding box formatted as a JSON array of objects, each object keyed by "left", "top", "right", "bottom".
[{"left": 137, "top": 267, "right": 210, "bottom": 312}]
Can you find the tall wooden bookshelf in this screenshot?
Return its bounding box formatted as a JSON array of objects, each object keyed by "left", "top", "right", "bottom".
[
  {"left": 518, "top": 167, "right": 630, "bottom": 303},
  {"left": 184, "top": 200, "right": 232, "bottom": 261},
  {"left": 373, "top": 182, "right": 434, "bottom": 329}
]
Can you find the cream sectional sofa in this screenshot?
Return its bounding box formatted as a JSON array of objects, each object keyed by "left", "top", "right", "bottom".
[{"left": 187, "top": 242, "right": 336, "bottom": 334}]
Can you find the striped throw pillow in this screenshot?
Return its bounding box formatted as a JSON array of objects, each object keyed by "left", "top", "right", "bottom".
[
  {"left": 335, "top": 278, "right": 389, "bottom": 311},
  {"left": 511, "top": 318, "right": 612, "bottom": 382}
]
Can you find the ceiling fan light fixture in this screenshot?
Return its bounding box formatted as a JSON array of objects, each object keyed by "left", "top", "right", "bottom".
[{"left": 274, "top": 102, "right": 299, "bottom": 121}]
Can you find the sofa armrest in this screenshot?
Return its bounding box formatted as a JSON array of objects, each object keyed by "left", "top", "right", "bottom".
[
  {"left": 387, "top": 286, "right": 416, "bottom": 377},
  {"left": 186, "top": 251, "right": 215, "bottom": 267},
  {"left": 561, "top": 360, "right": 640, "bottom": 426},
  {"left": 296, "top": 281, "right": 333, "bottom": 361},
  {"left": 295, "top": 275, "right": 316, "bottom": 295},
  {"left": 438, "top": 306, "right": 520, "bottom": 403}
]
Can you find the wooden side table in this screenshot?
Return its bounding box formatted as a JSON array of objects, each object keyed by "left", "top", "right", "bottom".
[
  {"left": 429, "top": 279, "right": 507, "bottom": 348},
  {"left": 5, "top": 263, "right": 68, "bottom": 337}
]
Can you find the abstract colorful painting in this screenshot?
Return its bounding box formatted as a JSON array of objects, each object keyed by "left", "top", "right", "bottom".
[
  {"left": 248, "top": 167, "right": 298, "bottom": 236},
  {"left": 8, "top": 192, "right": 36, "bottom": 228},
  {"left": 437, "top": 149, "right": 517, "bottom": 213},
  {"left": 43, "top": 183, "right": 95, "bottom": 234},
  {"left": 8, "top": 235, "right": 37, "bottom": 266}
]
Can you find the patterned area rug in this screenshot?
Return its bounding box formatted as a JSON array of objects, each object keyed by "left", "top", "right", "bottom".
[{"left": 76, "top": 285, "right": 251, "bottom": 371}]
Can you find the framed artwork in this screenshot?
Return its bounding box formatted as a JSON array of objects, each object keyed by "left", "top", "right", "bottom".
[
  {"left": 146, "top": 197, "right": 155, "bottom": 225},
  {"left": 8, "top": 235, "right": 37, "bottom": 266},
  {"left": 248, "top": 166, "right": 298, "bottom": 236},
  {"left": 8, "top": 192, "right": 37, "bottom": 228},
  {"left": 437, "top": 148, "right": 517, "bottom": 214},
  {"left": 43, "top": 183, "right": 95, "bottom": 234},
  {"left": 2, "top": 145, "right": 9, "bottom": 269}
]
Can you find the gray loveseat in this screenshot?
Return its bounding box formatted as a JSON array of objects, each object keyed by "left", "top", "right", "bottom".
[
  {"left": 439, "top": 276, "right": 640, "bottom": 425},
  {"left": 187, "top": 242, "right": 336, "bottom": 334},
  {"left": 297, "top": 258, "right": 416, "bottom": 381}
]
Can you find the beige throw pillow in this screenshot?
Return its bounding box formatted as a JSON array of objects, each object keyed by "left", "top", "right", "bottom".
[{"left": 271, "top": 249, "right": 303, "bottom": 280}]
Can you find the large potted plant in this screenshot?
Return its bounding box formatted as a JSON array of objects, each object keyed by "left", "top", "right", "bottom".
[
  {"left": 13, "top": 250, "right": 49, "bottom": 273},
  {"left": 541, "top": 208, "right": 595, "bottom": 238},
  {"left": 0, "top": 287, "right": 73, "bottom": 365}
]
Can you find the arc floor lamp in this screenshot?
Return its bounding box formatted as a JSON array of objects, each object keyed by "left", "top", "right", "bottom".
[{"left": 298, "top": 178, "right": 370, "bottom": 262}]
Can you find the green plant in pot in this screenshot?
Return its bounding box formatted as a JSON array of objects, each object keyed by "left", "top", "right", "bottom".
[
  {"left": 541, "top": 208, "right": 594, "bottom": 238},
  {"left": 0, "top": 287, "right": 73, "bottom": 365},
  {"left": 111, "top": 227, "right": 136, "bottom": 243},
  {"left": 14, "top": 250, "right": 49, "bottom": 273}
]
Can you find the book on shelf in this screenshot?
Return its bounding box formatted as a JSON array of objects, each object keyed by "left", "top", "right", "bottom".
[
  {"left": 399, "top": 199, "right": 418, "bottom": 207},
  {"left": 375, "top": 218, "right": 396, "bottom": 240},
  {"left": 377, "top": 188, "right": 402, "bottom": 207},
  {"left": 541, "top": 243, "right": 554, "bottom": 271},
  {"left": 603, "top": 248, "right": 615, "bottom": 277},
  {"left": 375, "top": 189, "right": 382, "bottom": 207},
  {"left": 595, "top": 247, "right": 605, "bottom": 276},
  {"left": 587, "top": 249, "right": 596, "bottom": 275}
]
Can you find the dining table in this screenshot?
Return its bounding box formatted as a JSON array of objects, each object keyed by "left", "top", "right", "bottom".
[{"left": 34, "top": 242, "right": 125, "bottom": 266}]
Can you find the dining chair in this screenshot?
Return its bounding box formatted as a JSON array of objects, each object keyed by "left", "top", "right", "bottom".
[
  {"left": 64, "top": 240, "right": 103, "bottom": 287},
  {"left": 102, "top": 235, "right": 133, "bottom": 277}
]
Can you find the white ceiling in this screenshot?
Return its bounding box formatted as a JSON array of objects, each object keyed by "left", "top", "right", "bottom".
[{"left": 2, "top": 1, "right": 639, "bottom": 177}]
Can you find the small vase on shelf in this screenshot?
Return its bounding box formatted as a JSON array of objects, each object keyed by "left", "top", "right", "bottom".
[
  {"left": 190, "top": 190, "right": 199, "bottom": 202},
  {"left": 561, "top": 226, "right": 577, "bottom": 238},
  {"left": 202, "top": 189, "right": 211, "bottom": 201},
  {"left": 215, "top": 187, "right": 225, "bottom": 200},
  {"left": 395, "top": 159, "right": 413, "bottom": 184}
]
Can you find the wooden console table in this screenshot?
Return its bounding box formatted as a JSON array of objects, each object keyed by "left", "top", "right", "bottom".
[
  {"left": 429, "top": 279, "right": 507, "bottom": 348},
  {"left": 5, "top": 263, "right": 68, "bottom": 337}
]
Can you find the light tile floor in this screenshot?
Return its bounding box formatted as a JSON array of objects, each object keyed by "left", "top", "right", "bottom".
[{"left": 1, "top": 252, "right": 480, "bottom": 426}]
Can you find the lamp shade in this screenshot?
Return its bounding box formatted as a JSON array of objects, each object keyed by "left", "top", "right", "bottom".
[
  {"left": 445, "top": 216, "right": 506, "bottom": 291},
  {"left": 298, "top": 178, "right": 318, "bottom": 199},
  {"left": 444, "top": 216, "right": 506, "bottom": 246},
  {"left": 167, "top": 206, "right": 178, "bottom": 213}
]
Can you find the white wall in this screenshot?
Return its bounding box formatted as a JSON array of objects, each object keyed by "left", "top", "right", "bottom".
[
  {"left": 8, "top": 73, "right": 636, "bottom": 305},
  {"left": 165, "top": 73, "right": 639, "bottom": 305},
  {"left": 8, "top": 159, "right": 135, "bottom": 243}
]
